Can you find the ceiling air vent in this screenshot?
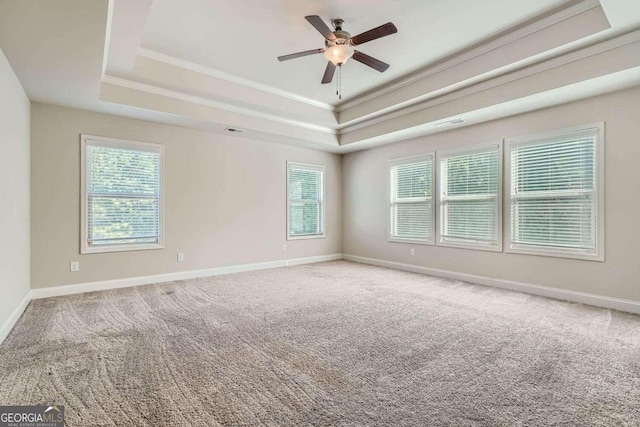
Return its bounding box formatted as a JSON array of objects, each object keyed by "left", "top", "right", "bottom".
[{"left": 224, "top": 127, "right": 245, "bottom": 133}]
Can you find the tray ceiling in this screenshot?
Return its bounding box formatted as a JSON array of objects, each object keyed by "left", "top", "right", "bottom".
[
  {"left": 140, "top": 0, "right": 567, "bottom": 105},
  {"left": 1, "top": 0, "right": 640, "bottom": 153}
]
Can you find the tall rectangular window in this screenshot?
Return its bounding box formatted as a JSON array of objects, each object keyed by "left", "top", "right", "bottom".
[
  {"left": 437, "top": 142, "right": 502, "bottom": 251},
  {"left": 506, "top": 123, "right": 604, "bottom": 260},
  {"left": 389, "top": 155, "right": 434, "bottom": 244},
  {"left": 81, "top": 135, "right": 163, "bottom": 254},
  {"left": 287, "top": 162, "right": 324, "bottom": 239}
]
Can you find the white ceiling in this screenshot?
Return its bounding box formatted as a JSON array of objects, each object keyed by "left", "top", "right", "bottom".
[
  {"left": 140, "top": 0, "right": 568, "bottom": 105},
  {"left": 1, "top": 0, "right": 639, "bottom": 153}
]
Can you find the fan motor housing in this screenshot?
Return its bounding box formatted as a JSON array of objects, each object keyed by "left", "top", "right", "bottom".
[
  {"left": 333, "top": 30, "right": 351, "bottom": 41},
  {"left": 326, "top": 30, "right": 352, "bottom": 49}
]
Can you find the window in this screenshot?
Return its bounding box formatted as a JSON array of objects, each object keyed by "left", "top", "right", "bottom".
[
  {"left": 287, "top": 162, "right": 324, "bottom": 239},
  {"left": 81, "top": 135, "right": 163, "bottom": 254},
  {"left": 389, "top": 155, "right": 434, "bottom": 244},
  {"left": 505, "top": 123, "right": 604, "bottom": 260},
  {"left": 437, "top": 142, "right": 502, "bottom": 251}
]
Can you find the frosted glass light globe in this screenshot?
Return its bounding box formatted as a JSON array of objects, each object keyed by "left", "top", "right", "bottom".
[{"left": 324, "top": 44, "right": 354, "bottom": 65}]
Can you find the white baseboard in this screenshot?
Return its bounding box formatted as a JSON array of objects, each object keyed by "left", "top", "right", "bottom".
[
  {"left": 285, "top": 254, "right": 343, "bottom": 267},
  {"left": 343, "top": 254, "right": 640, "bottom": 315},
  {"left": 31, "top": 253, "right": 343, "bottom": 300},
  {"left": 0, "top": 291, "right": 32, "bottom": 345}
]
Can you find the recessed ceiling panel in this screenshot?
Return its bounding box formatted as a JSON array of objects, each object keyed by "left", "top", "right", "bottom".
[{"left": 140, "top": 0, "right": 567, "bottom": 104}]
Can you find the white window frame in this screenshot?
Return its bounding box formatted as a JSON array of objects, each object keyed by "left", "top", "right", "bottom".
[
  {"left": 436, "top": 141, "right": 503, "bottom": 252},
  {"left": 388, "top": 153, "right": 435, "bottom": 245},
  {"left": 505, "top": 123, "right": 605, "bottom": 261},
  {"left": 286, "top": 161, "right": 325, "bottom": 240},
  {"left": 81, "top": 134, "right": 165, "bottom": 254}
]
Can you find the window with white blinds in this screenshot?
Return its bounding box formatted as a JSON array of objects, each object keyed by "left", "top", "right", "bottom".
[
  {"left": 287, "top": 162, "right": 324, "bottom": 239},
  {"left": 437, "top": 143, "right": 502, "bottom": 251},
  {"left": 81, "top": 135, "right": 163, "bottom": 254},
  {"left": 389, "top": 155, "right": 434, "bottom": 244},
  {"left": 506, "top": 123, "right": 604, "bottom": 260}
]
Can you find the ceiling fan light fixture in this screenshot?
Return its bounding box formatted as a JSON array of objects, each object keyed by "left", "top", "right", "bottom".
[
  {"left": 278, "top": 15, "right": 397, "bottom": 96},
  {"left": 324, "top": 44, "right": 354, "bottom": 65}
]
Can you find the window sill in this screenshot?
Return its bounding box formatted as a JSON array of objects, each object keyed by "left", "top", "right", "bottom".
[
  {"left": 287, "top": 234, "right": 325, "bottom": 241},
  {"left": 81, "top": 243, "right": 164, "bottom": 254},
  {"left": 388, "top": 237, "right": 434, "bottom": 246},
  {"left": 506, "top": 244, "right": 604, "bottom": 262},
  {"left": 437, "top": 239, "right": 502, "bottom": 252}
]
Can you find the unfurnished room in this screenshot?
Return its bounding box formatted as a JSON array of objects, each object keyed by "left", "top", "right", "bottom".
[{"left": 1, "top": 0, "right": 640, "bottom": 425}]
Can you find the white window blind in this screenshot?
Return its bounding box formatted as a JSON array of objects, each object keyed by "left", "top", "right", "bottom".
[
  {"left": 506, "top": 123, "right": 604, "bottom": 260},
  {"left": 389, "top": 155, "right": 434, "bottom": 243},
  {"left": 287, "top": 162, "right": 324, "bottom": 239},
  {"left": 438, "top": 143, "right": 502, "bottom": 250},
  {"left": 81, "top": 135, "right": 163, "bottom": 253}
]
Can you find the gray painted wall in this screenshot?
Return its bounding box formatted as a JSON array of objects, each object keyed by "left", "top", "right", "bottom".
[
  {"left": 343, "top": 87, "right": 640, "bottom": 302},
  {"left": 30, "top": 103, "right": 342, "bottom": 288}
]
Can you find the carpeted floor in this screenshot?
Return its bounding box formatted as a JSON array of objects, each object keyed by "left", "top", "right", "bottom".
[{"left": 1, "top": 261, "right": 640, "bottom": 426}]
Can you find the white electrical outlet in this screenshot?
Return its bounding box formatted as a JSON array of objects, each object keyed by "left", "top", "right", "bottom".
[
  {"left": 177, "top": 252, "right": 185, "bottom": 262},
  {"left": 282, "top": 243, "right": 287, "bottom": 252},
  {"left": 70, "top": 261, "right": 80, "bottom": 272},
  {"left": 410, "top": 248, "right": 415, "bottom": 256}
]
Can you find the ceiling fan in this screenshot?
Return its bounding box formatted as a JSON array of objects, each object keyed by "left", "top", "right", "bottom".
[{"left": 278, "top": 16, "right": 398, "bottom": 87}]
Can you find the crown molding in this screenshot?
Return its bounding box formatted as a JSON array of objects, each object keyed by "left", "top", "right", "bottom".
[
  {"left": 103, "top": 28, "right": 640, "bottom": 147},
  {"left": 126, "top": 0, "right": 607, "bottom": 139},
  {"left": 137, "top": 48, "right": 336, "bottom": 112},
  {"left": 100, "top": 0, "right": 113, "bottom": 77},
  {"left": 136, "top": 0, "right": 603, "bottom": 120},
  {"left": 340, "top": 29, "right": 640, "bottom": 135},
  {"left": 101, "top": 75, "right": 338, "bottom": 135},
  {"left": 99, "top": 2, "right": 638, "bottom": 152},
  {"left": 336, "top": 0, "right": 604, "bottom": 113}
]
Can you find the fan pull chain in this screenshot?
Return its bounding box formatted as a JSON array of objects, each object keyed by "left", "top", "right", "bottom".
[{"left": 337, "top": 64, "right": 342, "bottom": 100}]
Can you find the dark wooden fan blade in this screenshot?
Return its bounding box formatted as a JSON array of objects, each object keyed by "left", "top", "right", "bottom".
[
  {"left": 350, "top": 22, "right": 397, "bottom": 46},
  {"left": 305, "top": 15, "right": 336, "bottom": 40},
  {"left": 353, "top": 50, "right": 389, "bottom": 72},
  {"left": 278, "top": 49, "right": 324, "bottom": 61},
  {"left": 321, "top": 62, "right": 336, "bottom": 84}
]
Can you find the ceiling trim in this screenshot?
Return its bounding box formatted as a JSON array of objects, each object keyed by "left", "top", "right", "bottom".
[
  {"left": 336, "top": 0, "right": 604, "bottom": 112},
  {"left": 129, "top": 54, "right": 338, "bottom": 128},
  {"left": 338, "top": 69, "right": 640, "bottom": 153},
  {"left": 102, "top": 75, "right": 338, "bottom": 135},
  {"left": 137, "top": 48, "right": 336, "bottom": 112},
  {"left": 135, "top": 0, "right": 602, "bottom": 118},
  {"left": 340, "top": 29, "right": 640, "bottom": 135},
  {"left": 104, "top": 28, "right": 640, "bottom": 143},
  {"left": 101, "top": 0, "right": 114, "bottom": 77},
  {"left": 123, "top": 0, "right": 608, "bottom": 137}
]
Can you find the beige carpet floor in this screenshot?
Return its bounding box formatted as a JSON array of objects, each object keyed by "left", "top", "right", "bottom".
[{"left": 1, "top": 261, "right": 640, "bottom": 426}]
